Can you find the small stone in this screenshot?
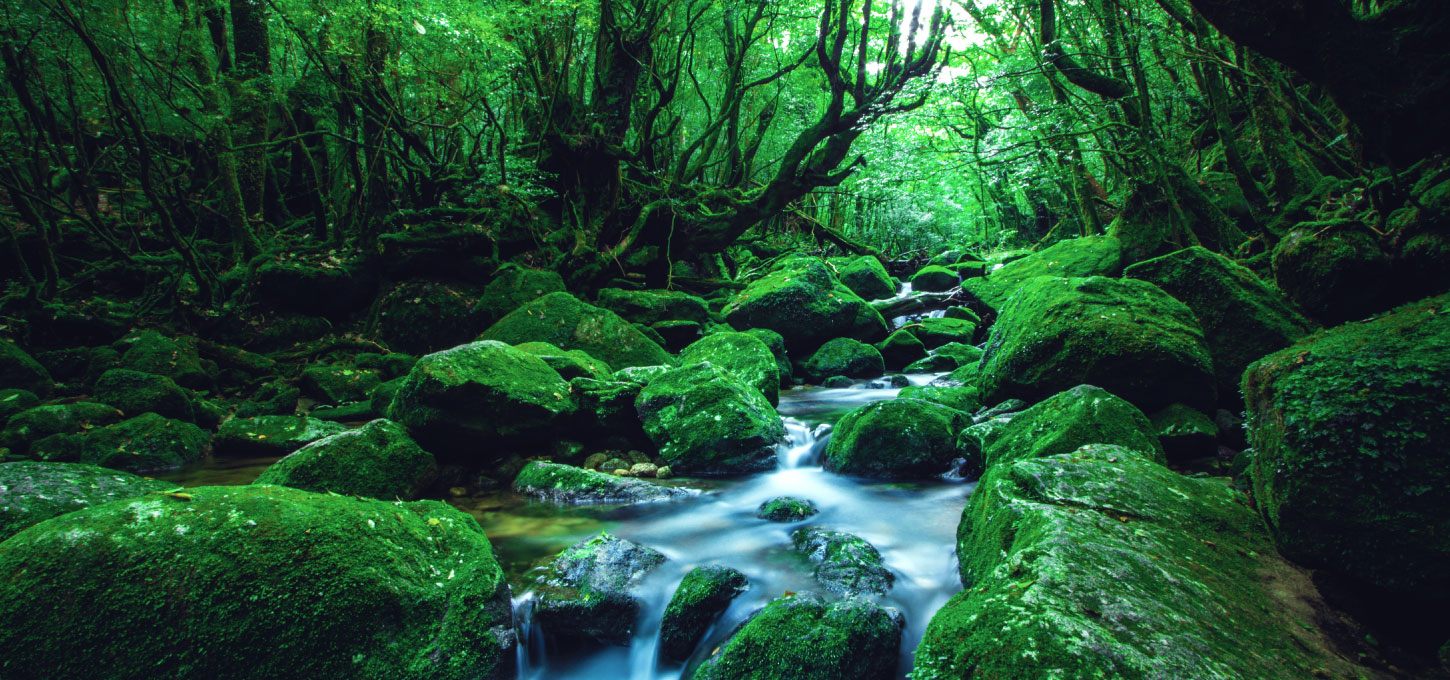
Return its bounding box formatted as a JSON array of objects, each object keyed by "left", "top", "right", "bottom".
[
  {"left": 613, "top": 468, "right": 631, "bottom": 477},
  {"left": 583, "top": 453, "right": 609, "bottom": 470},
  {"left": 757, "top": 496, "right": 819, "bottom": 522},
  {"left": 656, "top": 466, "right": 672, "bottom": 479},
  {"left": 629, "top": 462, "right": 658, "bottom": 478},
  {"left": 822, "top": 375, "right": 854, "bottom": 388},
  {"left": 602, "top": 457, "right": 631, "bottom": 473},
  {"left": 448, "top": 486, "right": 469, "bottom": 498}
]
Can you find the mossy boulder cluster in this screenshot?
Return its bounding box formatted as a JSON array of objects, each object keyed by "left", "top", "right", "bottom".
[
  {"left": 635, "top": 362, "right": 785, "bottom": 475},
  {"left": 963, "top": 235, "right": 1123, "bottom": 313},
  {"left": 678, "top": 332, "right": 780, "bottom": 405},
  {"left": 479, "top": 291, "right": 673, "bottom": 370},
  {"left": 723, "top": 256, "right": 887, "bottom": 354}
]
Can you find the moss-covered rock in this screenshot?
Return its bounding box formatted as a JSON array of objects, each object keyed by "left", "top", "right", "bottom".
[
  {"left": 356, "top": 352, "right": 417, "bottom": 379},
  {"left": 836, "top": 256, "right": 897, "bottom": 300},
  {"left": 1148, "top": 403, "right": 1218, "bottom": 461},
  {"left": 908, "top": 317, "right": 977, "bottom": 349},
  {"left": 115, "top": 330, "right": 209, "bottom": 389},
  {"left": 78, "top": 413, "right": 210, "bottom": 473},
  {"left": 979, "top": 276, "right": 1216, "bottom": 414},
  {"left": 511, "top": 461, "right": 688, "bottom": 504},
  {"left": 595, "top": 288, "right": 710, "bottom": 325},
  {"left": 742, "top": 327, "right": 793, "bottom": 388},
  {"left": 693, "top": 592, "right": 902, "bottom": 680},
  {"left": 660, "top": 565, "right": 750, "bottom": 662},
  {"left": 723, "top": 257, "right": 887, "bottom": 353},
  {"left": 635, "top": 363, "right": 785, "bottom": 475},
  {"left": 933, "top": 342, "right": 982, "bottom": 367},
  {"left": 530, "top": 532, "right": 666, "bottom": 646},
  {"left": 475, "top": 264, "right": 568, "bottom": 324},
  {"left": 0, "top": 461, "right": 171, "bottom": 541},
  {"left": 0, "top": 389, "right": 39, "bottom": 429},
  {"left": 253, "top": 419, "right": 437, "bottom": 500},
  {"left": 824, "top": 399, "right": 969, "bottom": 479},
  {"left": 790, "top": 526, "right": 895, "bottom": 598},
  {"left": 92, "top": 369, "right": 195, "bottom": 421},
  {"left": 0, "top": 340, "right": 52, "bottom": 397},
  {"left": 213, "top": 415, "right": 348, "bottom": 458},
  {"left": 978, "top": 385, "right": 1163, "bottom": 472},
  {"left": 1125, "top": 246, "right": 1319, "bottom": 403},
  {"left": 371, "top": 280, "right": 489, "bottom": 355},
  {"left": 568, "top": 377, "right": 648, "bottom": 445},
  {"left": 757, "top": 496, "right": 819, "bottom": 522},
  {"left": 875, "top": 330, "right": 927, "bottom": 371},
  {"left": 1, "top": 402, "right": 123, "bottom": 457},
  {"left": 1271, "top": 220, "right": 1393, "bottom": 324},
  {"left": 963, "top": 235, "right": 1124, "bottom": 313},
  {"left": 903, "top": 354, "right": 956, "bottom": 372},
  {"left": 514, "top": 341, "right": 613, "bottom": 381},
  {"left": 679, "top": 332, "right": 780, "bottom": 405},
  {"left": 255, "top": 257, "right": 378, "bottom": 318},
  {"left": 479, "top": 292, "right": 673, "bottom": 370},
  {"left": 896, "top": 385, "right": 981, "bottom": 413},
  {"left": 802, "top": 338, "right": 884, "bottom": 383},
  {"left": 913, "top": 444, "right": 1365, "bottom": 680},
  {"left": 235, "top": 380, "right": 301, "bottom": 419},
  {"left": 909, "top": 265, "right": 959, "bottom": 292},
  {"left": 613, "top": 365, "right": 672, "bottom": 386},
  {"left": 1244, "top": 293, "right": 1450, "bottom": 599},
  {"left": 650, "top": 319, "right": 703, "bottom": 352},
  {"left": 387, "top": 340, "right": 575, "bottom": 461},
  {"left": 0, "top": 485, "right": 514, "bottom": 679}
]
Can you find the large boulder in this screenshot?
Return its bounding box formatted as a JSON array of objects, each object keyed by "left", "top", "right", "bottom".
[
  {"left": 802, "top": 338, "right": 884, "bottom": 383},
  {"left": 743, "top": 328, "right": 793, "bottom": 387},
  {"left": 895, "top": 385, "right": 980, "bottom": 413},
  {"left": 78, "top": 413, "right": 210, "bottom": 473},
  {"left": 679, "top": 332, "right": 780, "bottom": 405},
  {"left": 963, "top": 235, "right": 1123, "bottom": 313},
  {"left": 595, "top": 288, "right": 710, "bottom": 325},
  {"left": 115, "top": 330, "right": 209, "bottom": 389},
  {"left": 0, "top": 340, "right": 52, "bottom": 397},
  {"left": 790, "top": 526, "right": 895, "bottom": 598},
  {"left": 913, "top": 444, "right": 1376, "bottom": 680},
  {"left": 93, "top": 368, "right": 194, "bottom": 421},
  {"left": 836, "top": 256, "right": 897, "bottom": 301},
  {"left": 474, "top": 264, "right": 567, "bottom": 324},
  {"left": 875, "top": 330, "right": 927, "bottom": 371},
  {"left": 692, "top": 592, "right": 902, "bottom": 680},
  {"left": 659, "top": 565, "right": 750, "bottom": 662},
  {"left": 513, "top": 341, "right": 612, "bottom": 381},
  {"left": 978, "top": 276, "right": 1215, "bottom": 414},
  {"left": 1244, "top": 293, "right": 1450, "bottom": 599},
  {"left": 636, "top": 363, "right": 784, "bottom": 475},
  {"left": 0, "top": 461, "right": 170, "bottom": 541},
  {"left": 214, "top": 415, "right": 347, "bottom": 458},
  {"left": 824, "top": 399, "right": 970, "bottom": 479},
  {"left": 253, "top": 419, "right": 437, "bottom": 500},
  {"left": 478, "top": 292, "right": 673, "bottom": 370},
  {"left": 973, "top": 384, "right": 1163, "bottom": 471},
  {"left": 387, "top": 340, "right": 575, "bottom": 461},
  {"left": 909, "top": 265, "right": 959, "bottom": 292},
  {"left": 529, "top": 532, "right": 666, "bottom": 646},
  {"left": 1125, "top": 246, "right": 1319, "bottom": 403},
  {"left": 1271, "top": 220, "right": 1393, "bottom": 325},
  {"left": 300, "top": 364, "right": 383, "bottom": 405},
  {"left": 908, "top": 317, "right": 977, "bottom": 349},
  {"left": 371, "top": 280, "right": 489, "bottom": 355},
  {"left": 723, "top": 257, "right": 886, "bottom": 353},
  {"left": 0, "top": 485, "right": 514, "bottom": 679},
  {"left": 511, "top": 461, "right": 689, "bottom": 504}
]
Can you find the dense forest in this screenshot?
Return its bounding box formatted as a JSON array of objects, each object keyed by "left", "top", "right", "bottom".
[{"left": 0, "top": 0, "right": 1447, "bottom": 678}]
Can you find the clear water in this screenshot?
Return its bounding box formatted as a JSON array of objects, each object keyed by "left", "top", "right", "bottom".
[{"left": 500, "top": 382, "right": 973, "bottom": 679}]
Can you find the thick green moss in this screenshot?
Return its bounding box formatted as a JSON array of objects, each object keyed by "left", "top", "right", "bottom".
[
  {"left": 115, "top": 330, "right": 210, "bottom": 389},
  {"left": 802, "top": 338, "right": 884, "bottom": 383},
  {"left": 914, "top": 444, "right": 1365, "bottom": 680},
  {"left": 635, "top": 363, "right": 785, "bottom": 475},
  {"left": 659, "top": 565, "right": 749, "bottom": 662},
  {"left": 93, "top": 369, "right": 195, "bottom": 421},
  {"left": 479, "top": 292, "right": 674, "bottom": 370},
  {"left": 743, "top": 328, "right": 793, "bottom": 386},
  {"left": 910, "top": 265, "right": 960, "bottom": 292},
  {"left": 387, "top": 340, "right": 575, "bottom": 461},
  {"left": 1125, "top": 246, "right": 1318, "bottom": 403},
  {"left": 474, "top": 264, "right": 567, "bottom": 324},
  {"left": 979, "top": 276, "right": 1216, "bottom": 414},
  {"left": 0, "top": 389, "right": 39, "bottom": 429},
  {"left": 692, "top": 592, "right": 901, "bottom": 680},
  {"left": 78, "top": 412, "right": 210, "bottom": 473},
  {"left": 756, "top": 496, "right": 819, "bottom": 522},
  {"left": 613, "top": 365, "right": 672, "bottom": 386},
  {"left": 979, "top": 384, "right": 1164, "bottom": 471},
  {"left": 0, "top": 461, "right": 171, "bottom": 541},
  {"left": 723, "top": 257, "right": 885, "bottom": 353},
  {"left": 300, "top": 364, "right": 384, "bottom": 404},
  {"left": 514, "top": 341, "right": 613, "bottom": 381},
  {"left": 530, "top": 532, "right": 666, "bottom": 646},
  {"left": 824, "top": 398, "right": 969, "bottom": 479},
  {"left": 909, "top": 317, "right": 977, "bottom": 349},
  {"left": 1271, "top": 220, "right": 1392, "bottom": 324},
  {"left": 1148, "top": 403, "right": 1218, "bottom": 461},
  {"left": 963, "top": 236, "right": 1123, "bottom": 313},
  {"left": 679, "top": 332, "right": 780, "bottom": 405},
  {"left": 0, "top": 340, "right": 52, "bottom": 397},
  {"left": 1244, "top": 293, "right": 1450, "bottom": 598},
  {"left": 511, "top": 460, "right": 687, "bottom": 504},
  {"left": 1, "top": 402, "right": 123, "bottom": 457},
  {"left": 254, "top": 419, "right": 437, "bottom": 500},
  {"left": 595, "top": 288, "right": 710, "bottom": 325},
  {"left": 214, "top": 415, "right": 348, "bottom": 458},
  {"left": 896, "top": 385, "right": 981, "bottom": 413},
  {"left": 371, "top": 280, "right": 488, "bottom": 355},
  {"left": 790, "top": 526, "right": 894, "bottom": 597},
  {"left": 836, "top": 255, "right": 897, "bottom": 301},
  {"left": 0, "top": 485, "right": 513, "bottom": 679},
  {"left": 875, "top": 330, "right": 927, "bottom": 371},
  {"left": 904, "top": 354, "right": 956, "bottom": 372}
]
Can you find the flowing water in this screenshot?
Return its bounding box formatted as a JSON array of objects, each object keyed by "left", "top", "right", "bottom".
[{"left": 493, "top": 380, "right": 973, "bottom": 679}]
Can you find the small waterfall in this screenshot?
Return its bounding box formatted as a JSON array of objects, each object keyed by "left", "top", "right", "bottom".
[
  {"left": 512, "top": 591, "right": 546, "bottom": 679},
  {"left": 777, "top": 417, "right": 831, "bottom": 469}
]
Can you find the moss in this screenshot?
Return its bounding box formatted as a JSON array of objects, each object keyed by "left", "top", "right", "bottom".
[
  {"left": 254, "top": 419, "right": 437, "bottom": 500},
  {"left": 743, "top": 328, "right": 793, "bottom": 386},
  {"left": 568, "top": 377, "right": 647, "bottom": 444},
  {"left": 1244, "top": 293, "right": 1450, "bottom": 598},
  {"left": 910, "top": 265, "right": 960, "bottom": 292},
  {"left": 836, "top": 255, "right": 896, "bottom": 300},
  {"left": 301, "top": 363, "right": 386, "bottom": 406},
  {"left": 0, "top": 461, "right": 171, "bottom": 541},
  {"left": 92, "top": 369, "right": 196, "bottom": 422},
  {"left": 0, "top": 389, "right": 41, "bottom": 429},
  {"left": 933, "top": 342, "right": 983, "bottom": 367},
  {"left": 963, "top": 236, "right": 1124, "bottom": 313},
  {"left": 756, "top": 496, "right": 819, "bottom": 522},
  {"left": 897, "top": 385, "right": 981, "bottom": 413},
  {"left": 255, "top": 257, "right": 379, "bottom": 318},
  {"left": 511, "top": 460, "right": 686, "bottom": 504},
  {"left": 595, "top": 288, "right": 710, "bottom": 325},
  {"left": 875, "top": 330, "right": 927, "bottom": 371},
  {"left": 0, "top": 340, "right": 52, "bottom": 398},
  {"left": 723, "top": 257, "right": 883, "bottom": 353},
  {"left": 530, "top": 532, "right": 666, "bottom": 646},
  {"left": 802, "top": 338, "right": 884, "bottom": 383},
  {"left": 33, "top": 346, "right": 118, "bottom": 387},
  {"left": 356, "top": 352, "right": 417, "bottom": 379},
  {"left": 1125, "top": 246, "right": 1319, "bottom": 404},
  {"left": 236, "top": 380, "right": 302, "bottom": 419},
  {"left": 612, "top": 365, "right": 672, "bottom": 386},
  {"left": 635, "top": 362, "right": 785, "bottom": 475},
  {"left": 979, "top": 276, "right": 1216, "bottom": 414},
  {"left": 0, "top": 485, "right": 513, "bottom": 680},
  {"left": 1, "top": 402, "right": 124, "bottom": 457},
  {"left": 79, "top": 413, "right": 210, "bottom": 473},
  {"left": 479, "top": 292, "right": 674, "bottom": 370},
  {"left": 371, "top": 280, "right": 488, "bottom": 355},
  {"left": 822, "top": 375, "right": 854, "bottom": 388},
  {"left": 1271, "top": 220, "right": 1393, "bottom": 324},
  {"left": 824, "top": 398, "right": 970, "bottom": 479},
  {"left": 980, "top": 384, "right": 1164, "bottom": 471},
  {"left": 214, "top": 415, "right": 348, "bottom": 458},
  {"left": 679, "top": 332, "right": 780, "bottom": 405},
  {"left": 943, "top": 305, "right": 980, "bottom": 323},
  {"left": 514, "top": 341, "right": 613, "bottom": 381},
  {"left": 387, "top": 340, "right": 575, "bottom": 461},
  {"left": 790, "top": 526, "right": 895, "bottom": 597},
  {"left": 914, "top": 444, "right": 1355, "bottom": 680},
  {"left": 1148, "top": 403, "right": 1218, "bottom": 461},
  {"left": 928, "top": 362, "right": 980, "bottom": 387},
  {"left": 115, "top": 330, "right": 211, "bottom": 390},
  {"left": 904, "top": 354, "right": 957, "bottom": 372},
  {"left": 659, "top": 565, "right": 750, "bottom": 662},
  {"left": 692, "top": 592, "right": 901, "bottom": 680},
  {"left": 473, "top": 263, "right": 567, "bottom": 324},
  {"left": 909, "top": 317, "right": 977, "bottom": 349}
]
